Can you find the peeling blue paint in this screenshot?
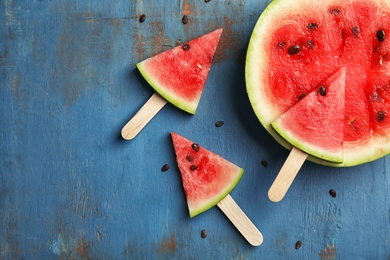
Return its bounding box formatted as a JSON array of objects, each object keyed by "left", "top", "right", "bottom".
[
  {"left": 0, "top": 0, "right": 389, "bottom": 259},
  {"left": 50, "top": 234, "right": 65, "bottom": 256}
]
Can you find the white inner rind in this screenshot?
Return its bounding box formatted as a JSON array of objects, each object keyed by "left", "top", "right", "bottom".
[{"left": 245, "top": 0, "right": 390, "bottom": 167}]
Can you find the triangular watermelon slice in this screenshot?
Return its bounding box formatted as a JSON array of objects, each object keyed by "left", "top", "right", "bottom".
[
  {"left": 271, "top": 68, "right": 346, "bottom": 162},
  {"left": 136, "top": 28, "right": 223, "bottom": 114},
  {"left": 171, "top": 132, "right": 244, "bottom": 218}
]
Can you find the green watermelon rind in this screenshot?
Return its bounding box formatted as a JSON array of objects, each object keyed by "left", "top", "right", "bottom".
[
  {"left": 136, "top": 61, "right": 198, "bottom": 114},
  {"left": 245, "top": 0, "right": 329, "bottom": 164},
  {"left": 189, "top": 167, "right": 244, "bottom": 218},
  {"left": 245, "top": 0, "right": 390, "bottom": 167},
  {"left": 271, "top": 68, "right": 346, "bottom": 164},
  {"left": 245, "top": 0, "right": 296, "bottom": 160},
  {"left": 271, "top": 121, "right": 344, "bottom": 163},
  {"left": 171, "top": 132, "right": 244, "bottom": 218},
  {"left": 136, "top": 28, "right": 223, "bottom": 115}
]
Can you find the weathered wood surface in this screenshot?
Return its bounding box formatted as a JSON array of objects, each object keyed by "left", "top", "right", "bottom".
[{"left": 1, "top": 0, "right": 389, "bottom": 259}]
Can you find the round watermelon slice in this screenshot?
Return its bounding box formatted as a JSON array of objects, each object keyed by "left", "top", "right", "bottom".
[
  {"left": 171, "top": 132, "right": 244, "bottom": 218},
  {"left": 136, "top": 28, "right": 223, "bottom": 115},
  {"left": 246, "top": 0, "right": 390, "bottom": 166}
]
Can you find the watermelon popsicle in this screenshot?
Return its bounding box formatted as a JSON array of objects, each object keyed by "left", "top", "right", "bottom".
[
  {"left": 246, "top": 0, "right": 390, "bottom": 201},
  {"left": 268, "top": 68, "right": 346, "bottom": 202},
  {"left": 121, "top": 28, "right": 223, "bottom": 140},
  {"left": 171, "top": 132, "right": 263, "bottom": 246}
]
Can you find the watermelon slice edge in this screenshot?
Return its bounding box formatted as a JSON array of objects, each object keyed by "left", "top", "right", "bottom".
[
  {"left": 171, "top": 132, "right": 244, "bottom": 218},
  {"left": 246, "top": 0, "right": 390, "bottom": 166},
  {"left": 136, "top": 28, "right": 223, "bottom": 115},
  {"left": 271, "top": 68, "right": 346, "bottom": 163}
]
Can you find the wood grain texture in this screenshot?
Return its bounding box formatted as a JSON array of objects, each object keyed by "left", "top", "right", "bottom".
[
  {"left": 0, "top": 0, "right": 389, "bottom": 259},
  {"left": 268, "top": 147, "right": 308, "bottom": 202},
  {"left": 217, "top": 194, "right": 263, "bottom": 246},
  {"left": 121, "top": 93, "right": 167, "bottom": 140}
]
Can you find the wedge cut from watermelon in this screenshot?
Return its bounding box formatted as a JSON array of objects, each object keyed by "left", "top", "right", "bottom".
[
  {"left": 137, "top": 28, "right": 223, "bottom": 115},
  {"left": 170, "top": 132, "right": 263, "bottom": 246},
  {"left": 171, "top": 132, "right": 244, "bottom": 218},
  {"left": 272, "top": 68, "right": 346, "bottom": 163},
  {"left": 246, "top": 0, "right": 390, "bottom": 166},
  {"left": 121, "top": 29, "right": 223, "bottom": 140}
]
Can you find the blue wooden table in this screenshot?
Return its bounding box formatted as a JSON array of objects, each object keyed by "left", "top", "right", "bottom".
[{"left": 1, "top": 0, "right": 389, "bottom": 259}]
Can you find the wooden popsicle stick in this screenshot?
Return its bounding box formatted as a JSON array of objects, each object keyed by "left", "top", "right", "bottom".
[
  {"left": 217, "top": 194, "right": 263, "bottom": 246},
  {"left": 121, "top": 93, "right": 167, "bottom": 140},
  {"left": 268, "top": 147, "right": 308, "bottom": 202}
]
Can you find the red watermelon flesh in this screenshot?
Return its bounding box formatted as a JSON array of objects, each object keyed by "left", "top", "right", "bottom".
[
  {"left": 171, "top": 132, "right": 244, "bottom": 218},
  {"left": 246, "top": 0, "right": 390, "bottom": 166},
  {"left": 136, "top": 28, "right": 223, "bottom": 115},
  {"left": 271, "top": 68, "right": 346, "bottom": 162}
]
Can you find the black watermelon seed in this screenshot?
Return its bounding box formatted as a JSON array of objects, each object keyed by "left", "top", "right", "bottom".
[
  {"left": 329, "top": 189, "right": 337, "bottom": 198},
  {"left": 204, "top": 0, "right": 211, "bottom": 2},
  {"left": 192, "top": 143, "right": 200, "bottom": 152},
  {"left": 352, "top": 26, "right": 360, "bottom": 36},
  {"left": 139, "top": 14, "right": 146, "bottom": 23},
  {"left": 329, "top": 7, "right": 341, "bottom": 16},
  {"left": 261, "top": 160, "right": 268, "bottom": 168},
  {"left": 377, "top": 29, "right": 385, "bottom": 42},
  {"left": 295, "top": 241, "right": 302, "bottom": 250},
  {"left": 298, "top": 93, "right": 306, "bottom": 100},
  {"left": 161, "top": 164, "right": 170, "bottom": 172},
  {"left": 182, "top": 43, "right": 190, "bottom": 50},
  {"left": 190, "top": 165, "right": 198, "bottom": 171},
  {"left": 201, "top": 229, "right": 207, "bottom": 238},
  {"left": 319, "top": 86, "right": 327, "bottom": 96},
  {"left": 182, "top": 15, "right": 189, "bottom": 24},
  {"left": 377, "top": 110, "right": 386, "bottom": 122},
  {"left": 186, "top": 155, "right": 194, "bottom": 162},
  {"left": 215, "top": 121, "right": 224, "bottom": 127},
  {"left": 288, "top": 45, "right": 300, "bottom": 55},
  {"left": 307, "top": 22, "right": 318, "bottom": 30}
]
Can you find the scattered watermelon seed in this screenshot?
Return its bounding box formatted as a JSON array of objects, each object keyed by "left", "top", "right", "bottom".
[
  {"left": 186, "top": 155, "right": 194, "bottom": 162},
  {"left": 190, "top": 165, "right": 198, "bottom": 171},
  {"left": 298, "top": 93, "right": 306, "bottom": 100},
  {"left": 377, "top": 110, "right": 386, "bottom": 122},
  {"left": 182, "top": 15, "right": 189, "bottom": 24},
  {"left": 295, "top": 241, "right": 302, "bottom": 250},
  {"left": 261, "top": 160, "right": 268, "bottom": 168},
  {"left": 307, "top": 22, "right": 318, "bottom": 30},
  {"left": 201, "top": 229, "right": 207, "bottom": 238},
  {"left": 139, "top": 14, "right": 146, "bottom": 23},
  {"left": 352, "top": 26, "right": 360, "bottom": 36},
  {"left": 319, "top": 86, "right": 327, "bottom": 96},
  {"left": 161, "top": 164, "right": 170, "bottom": 172},
  {"left": 192, "top": 143, "right": 200, "bottom": 152},
  {"left": 215, "top": 121, "right": 224, "bottom": 127},
  {"left": 182, "top": 43, "right": 190, "bottom": 50},
  {"left": 329, "top": 189, "right": 337, "bottom": 198},
  {"left": 204, "top": 0, "right": 211, "bottom": 2},
  {"left": 376, "top": 29, "right": 386, "bottom": 42},
  {"left": 288, "top": 45, "right": 300, "bottom": 55}
]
